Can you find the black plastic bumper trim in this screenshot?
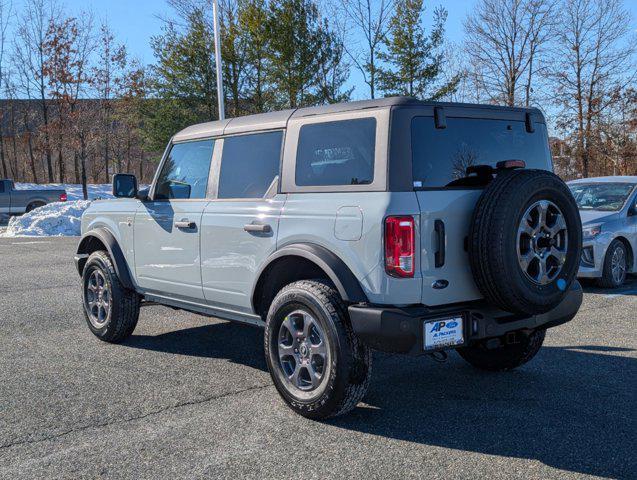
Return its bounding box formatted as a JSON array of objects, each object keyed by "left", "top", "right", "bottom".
[{"left": 348, "top": 281, "right": 583, "bottom": 355}]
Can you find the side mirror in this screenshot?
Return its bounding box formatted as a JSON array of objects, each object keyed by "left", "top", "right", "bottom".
[
  {"left": 137, "top": 187, "right": 150, "bottom": 201},
  {"left": 628, "top": 202, "right": 637, "bottom": 217},
  {"left": 112, "top": 174, "right": 138, "bottom": 198}
]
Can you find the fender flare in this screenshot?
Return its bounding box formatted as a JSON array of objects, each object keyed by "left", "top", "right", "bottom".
[
  {"left": 75, "top": 228, "right": 135, "bottom": 290},
  {"left": 251, "top": 243, "right": 368, "bottom": 312}
]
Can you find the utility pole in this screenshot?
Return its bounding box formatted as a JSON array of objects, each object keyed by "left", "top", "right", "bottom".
[{"left": 212, "top": 0, "right": 225, "bottom": 120}]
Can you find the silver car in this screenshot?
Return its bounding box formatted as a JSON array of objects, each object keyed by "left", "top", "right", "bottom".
[{"left": 568, "top": 176, "right": 637, "bottom": 287}]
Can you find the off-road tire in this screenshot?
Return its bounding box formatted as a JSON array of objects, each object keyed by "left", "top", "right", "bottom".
[
  {"left": 82, "top": 250, "right": 140, "bottom": 343},
  {"left": 264, "top": 280, "right": 372, "bottom": 420},
  {"left": 458, "top": 329, "right": 546, "bottom": 371},
  {"left": 597, "top": 239, "right": 628, "bottom": 288},
  {"left": 469, "top": 169, "right": 582, "bottom": 315}
]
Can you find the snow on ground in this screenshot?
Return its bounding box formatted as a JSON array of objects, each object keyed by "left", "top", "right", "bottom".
[
  {"left": 2, "top": 200, "right": 91, "bottom": 237},
  {"left": 1, "top": 184, "right": 112, "bottom": 237}
]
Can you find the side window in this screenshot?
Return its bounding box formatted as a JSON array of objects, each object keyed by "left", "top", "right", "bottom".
[
  {"left": 218, "top": 131, "right": 283, "bottom": 199},
  {"left": 155, "top": 139, "right": 214, "bottom": 200},
  {"left": 295, "top": 118, "right": 376, "bottom": 186}
]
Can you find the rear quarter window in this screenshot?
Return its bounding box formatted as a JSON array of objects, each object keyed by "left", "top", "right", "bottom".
[
  {"left": 411, "top": 117, "right": 551, "bottom": 188},
  {"left": 295, "top": 118, "right": 376, "bottom": 186}
]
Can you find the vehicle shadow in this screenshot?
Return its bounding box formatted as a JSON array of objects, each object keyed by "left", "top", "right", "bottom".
[
  {"left": 333, "top": 345, "right": 636, "bottom": 479},
  {"left": 580, "top": 276, "right": 637, "bottom": 296},
  {"left": 124, "top": 321, "right": 635, "bottom": 478},
  {"left": 124, "top": 322, "right": 267, "bottom": 372}
]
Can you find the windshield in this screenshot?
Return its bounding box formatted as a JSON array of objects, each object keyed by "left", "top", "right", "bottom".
[{"left": 568, "top": 183, "right": 635, "bottom": 211}]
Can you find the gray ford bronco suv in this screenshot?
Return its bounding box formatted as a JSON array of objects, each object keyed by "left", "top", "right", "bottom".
[{"left": 75, "top": 97, "right": 583, "bottom": 419}]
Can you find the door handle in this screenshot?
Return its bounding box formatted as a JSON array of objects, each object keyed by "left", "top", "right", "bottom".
[
  {"left": 434, "top": 219, "right": 445, "bottom": 268},
  {"left": 244, "top": 223, "right": 271, "bottom": 233},
  {"left": 175, "top": 220, "right": 196, "bottom": 229}
]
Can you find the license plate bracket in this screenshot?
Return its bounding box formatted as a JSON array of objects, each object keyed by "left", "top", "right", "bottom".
[{"left": 423, "top": 316, "right": 465, "bottom": 351}]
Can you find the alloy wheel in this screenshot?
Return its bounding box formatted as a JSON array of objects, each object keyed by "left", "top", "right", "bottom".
[
  {"left": 517, "top": 200, "right": 568, "bottom": 285},
  {"left": 611, "top": 244, "right": 627, "bottom": 285},
  {"left": 85, "top": 269, "right": 111, "bottom": 328},
  {"left": 277, "top": 310, "right": 329, "bottom": 392}
]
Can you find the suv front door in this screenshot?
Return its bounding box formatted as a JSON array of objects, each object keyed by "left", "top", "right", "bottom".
[
  {"left": 200, "top": 130, "right": 285, "bottom": 316},
  {"left": 134, "top": 139, "right": 215, "bottom": 301}
]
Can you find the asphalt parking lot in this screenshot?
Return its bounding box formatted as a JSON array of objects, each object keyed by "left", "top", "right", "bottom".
[{"left": 0, "top": 237, "right": 635, "bottom": 479}]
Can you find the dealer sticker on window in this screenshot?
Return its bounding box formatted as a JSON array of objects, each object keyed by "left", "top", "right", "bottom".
[{"left": 424, "top": 317, "right": 464, "bottom": 351}]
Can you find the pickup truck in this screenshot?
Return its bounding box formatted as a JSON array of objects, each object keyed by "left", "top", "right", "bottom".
[{"left": 0, "top": 179, "right": 67, "bottom": 215}]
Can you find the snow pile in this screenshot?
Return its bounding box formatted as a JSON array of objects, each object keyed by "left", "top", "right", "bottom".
[
  {"left": 2, "top": 200, "right": 91, "bottom": 237},
  {"left": 14, "top": 183, "right": 113, "bottom": 201}
]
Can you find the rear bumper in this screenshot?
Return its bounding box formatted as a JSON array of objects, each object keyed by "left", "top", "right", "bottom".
[{"left": 348, "top": 281, "right": 583, "bottom": 355}]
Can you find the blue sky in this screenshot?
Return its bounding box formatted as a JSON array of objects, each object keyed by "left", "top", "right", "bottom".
[
  {"left": 42, "top": 0, "right": 637, "bottom": 98},
  {"left": 57, "top": 0, "right": 479, "bottom": 98}
]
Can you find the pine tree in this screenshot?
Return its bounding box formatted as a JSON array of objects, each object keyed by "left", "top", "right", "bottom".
[
  {"left": 265, "top": 0, "right": 341, "bottom": 108},
  {"left": 147, "top": 8, "right": 217, "bottom": 151},
  {"left": 378, "top": 1, "right": 459, "bottom": 100}
]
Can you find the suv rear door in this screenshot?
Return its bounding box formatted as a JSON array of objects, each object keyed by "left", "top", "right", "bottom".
[
  {"left": 395, "top": 107, "right": 552, "bottom": 306},
  {"left": 200, "top": 130, "right": 285, "bottom": 316}
]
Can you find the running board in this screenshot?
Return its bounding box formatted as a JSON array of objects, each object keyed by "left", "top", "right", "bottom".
[{"left": 142, "top": 293, "right": 264, "bottom": 328}]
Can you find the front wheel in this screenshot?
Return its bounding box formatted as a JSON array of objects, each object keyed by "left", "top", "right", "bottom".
[
  {"left": 457, "top": 329, "right": 546, "bottom": 371},
  {"left": 82, "top": 250, "right": 140, "bottom": 343},
  {"left": 264, "top": 280, "right": 372, "bottom": 419},
  {"left": 598, "top": 239, "right": 628, "bottom": 288}
]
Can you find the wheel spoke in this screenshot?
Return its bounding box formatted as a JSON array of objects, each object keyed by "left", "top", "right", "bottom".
[
  {"left": 302, "top": 313, "right": 315, "bottom": 338},
  {"left": 519, "top": 251, "right": 536, "bottom": 271},
  {"left": 537, "top": 258, "right": 549, "bottom": 284},
  {"left": 305, "top": 363, "right": 321, "bottom": 389},
  {"left": 311, "top": 340, "right": 327, "bottom": 359},
  {"left": 289, "top": 363, "right": 302, "bottom": 388},
  {"left": 548, "top": 214, "right": 567, "bottom": 236},
  {"left": 549, "top": 246, "right": 566, "bottom": 264},
  {"left": 537, "top": 201, "right": 549, "bottom": 229},
  {"left": 278, "top": 342, "right": 295, "bottom": 359},
  {"left": 518, "top": 221, "right": 535, "bottom": 238},
  {"left": 281, "top": 315, "right": 298, "bottom": 337}
]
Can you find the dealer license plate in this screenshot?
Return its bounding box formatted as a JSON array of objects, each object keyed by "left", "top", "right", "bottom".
[{"left": 424, "top": 317, "right": 464, "bottom": 351}]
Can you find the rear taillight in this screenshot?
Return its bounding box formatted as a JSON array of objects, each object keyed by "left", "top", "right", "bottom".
[
  {"left": 384, "top": 216, "right": 415, "bottom": 278},
  {"left": 59, "top": 193, "right": 67, "bottom": 202}
]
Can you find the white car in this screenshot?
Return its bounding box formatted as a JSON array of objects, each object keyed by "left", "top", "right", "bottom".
[{"left": 569, "top": 176, "right": 637, "bottom": 287}]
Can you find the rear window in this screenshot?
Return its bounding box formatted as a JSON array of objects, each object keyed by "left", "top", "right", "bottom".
[
  {"left": 411, "top": 117, "right": 551, "bottom": 188},
  {"left": 295, "top": 118, "right": 376, "bottom": 186}
]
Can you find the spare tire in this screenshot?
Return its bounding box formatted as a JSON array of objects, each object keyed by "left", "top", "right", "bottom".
[{"left": 468, "top": 169, "right": 582, "bottom": 315}]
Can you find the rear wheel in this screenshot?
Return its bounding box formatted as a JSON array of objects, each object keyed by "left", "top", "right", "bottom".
[
  {"left": 82, "top": 250, "right": 140, "bottom": 343},
  {"left": 598, "top": 239, "right": 627, "bottom": 288},
  {"left": 26, "top": 201, "right": 45, "bottom": 212},
  {"left": 264, "top": 280, "right": 372, "bottom": 419},
  {"left": 458, "top": 329, "right": 546, "bottom": 371}
]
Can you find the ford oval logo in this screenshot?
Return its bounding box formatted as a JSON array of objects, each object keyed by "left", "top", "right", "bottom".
[
  {"left": 446, "top": 321, "right": 458, "bottom": 328},
  {"left": 432, "top": 279, "right": 449, "bottom": 289}
]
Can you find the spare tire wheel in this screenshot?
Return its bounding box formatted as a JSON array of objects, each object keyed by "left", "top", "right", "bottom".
[{"left": 468, "top": 169, "right": 582, "bottom": 315}]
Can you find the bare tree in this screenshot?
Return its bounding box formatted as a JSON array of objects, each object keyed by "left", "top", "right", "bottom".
[
  {"left": 44, "top": 14, "right": 95, "bottom": 198},
  {"left": 552, "top": 0, "right": 636, "bottom": 177},
  {"left": 12, "top": 0, "right": 60, "bottom": 182},
  {"left": 338, "top": 0, "right": 393, "bottom": 99},
  {"left": 464, "top": 0, "right": 557, "bottom": 106},
  {"left": 91, "top": 21, "right": 127, "bottom": 181}
]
